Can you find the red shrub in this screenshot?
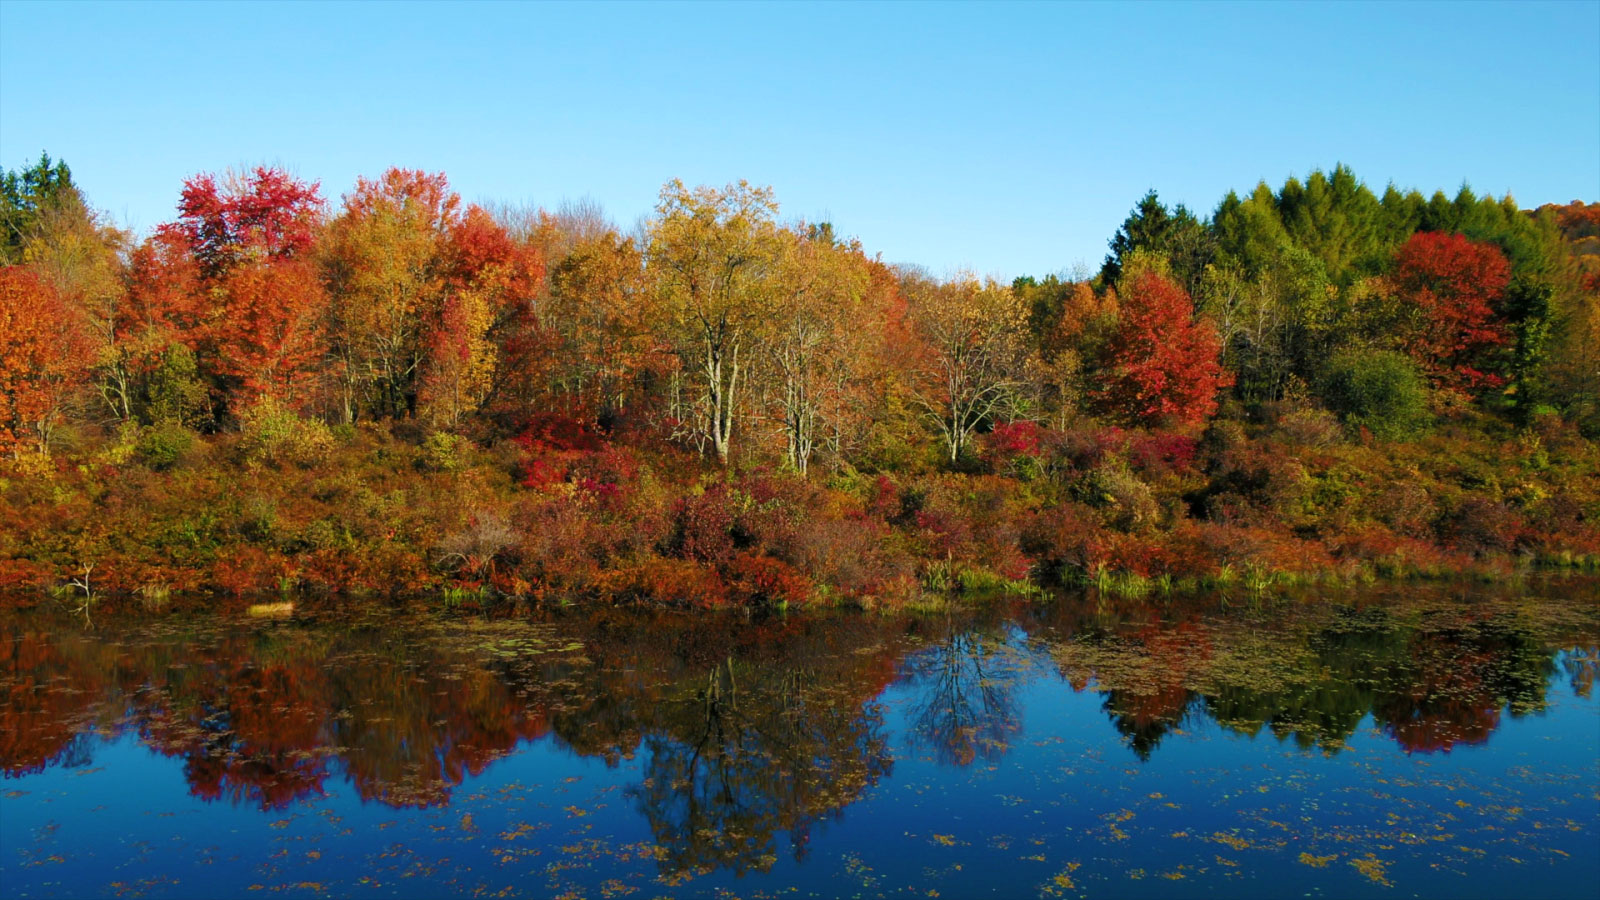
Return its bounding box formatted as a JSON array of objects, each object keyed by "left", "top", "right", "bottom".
[
  {"left": 1129, "top": 432, "right": 1198, "bottom": 476},
  {"left": 1189, "top": 522, "right": 1329, "bottom": 576},
  {"left": 728, "top": 471, "right": 811, "bottom": 557},
  {"left": 982, "top": 420, "right": 1045, "bottom": 468},
  {"left": 1441, "top": 499, "right": 1524, "bottom": 557},
  {"left": 567, "top": 445, "right": 641, "bottom": 509},
  {"left": 670, "top": 484, "right": 737, "bottom": 564},
  {"left": 1089, "top": 532, "right": 1170, "bottom": 578},
  {"left": 1020, "top": 503, "right": 1105, "bottom": 581},
  {"left": 723, "top": 552, "right": 812, "bottom": 608},
  {"left": 515, "top": 414, "right": 605, "bottom": 453},
  {"left": 867, "top": 475, "right": 900, "bottom": 521},
  {"left": 1330, "top": 524, "right": 1454, "bottom": 572},
  {"left": 211, "top": 546, "right": 287, "bottom": 596},
  {"left": 990, "top": 544, "right": 1034, "bottom": 581},
  {"left": 913, "top": 507, "right": 972, "bottom": 559},
  {"left": 788, "top": 516, "right": 914, "bottom": 602},
  {"left": 0, "top": 558, "right": 50, "bottom": 593}
]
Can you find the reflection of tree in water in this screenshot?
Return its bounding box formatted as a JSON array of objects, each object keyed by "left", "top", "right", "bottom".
[
  {"left": 900, "top": 624, "right": 1025, "bottom": 767},
  {"left": 1564, "top": 645, "right": 1597, "bottom": 699},
  {"left": 1, "top": 625, "right": 110, "bottom": 777},
  {"left": 1079, "top": 622, "right": 1209, "bottom": 761},
  {"left": 318, "top": 641, "right": 554, "bottom": 808},
  {"left": 1210, "top": 609, "right": 1560, "bottom": 755},
  {"left": 1204, "top": 607, "right": 1403, "bottom": 755},
  {"left": 1, "top": 616, "right": 563, "bottom": 809},
  {"left": 1040, "top": 587, "right": 1600, "bottom": 759},
  {"left": 628, "top": 656, "right": 892, "bottom": 875},
  {"left": 1102, "top": 686, "right": 1193, "bottom": 762},
  {"left": 5, "top": 583, "right": 1597, "bottom": 856},
  {"left": 1, "top": 605, "right": 908, "bottom": 879},
  {"left": 1373, "top": 616, "right": 1556, "bottom": 753},
  {"left": 139, "top": 648, "right": 335, "bottom": 809}
]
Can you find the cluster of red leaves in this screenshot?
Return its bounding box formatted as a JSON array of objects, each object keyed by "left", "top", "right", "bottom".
[
  {"left": 1096, "top": 270, "right": 1231, "bottom": 426},
  {"left": 168, "top": 167, "right": 322, "bottom": 274},
  {"left": 982, "top": 420, "right": 1044, "bottom": 460},
  {"left": 670, "top": 484, "right": 738, "bottom": 565},
  {"left": 132, "top": 168, "right": 330, "bottom": 405},
  {"left": 1390, "top": 231, "right": 1512, "bottom": 390},
  {"left": 1327, "top": 524, "right": 1454, "bottom": 573},
  {"left": 602, "top": 557, "right": 729, "bottom": 609},
  {"left": 1128, "top": 431, "right": 1198, "bottom": 477},
  {"left": 514, "top": 416, "right": 621, "bottom": 496},
  {"left": 724, "top": 552, "right": 812, "bottom": 607}
]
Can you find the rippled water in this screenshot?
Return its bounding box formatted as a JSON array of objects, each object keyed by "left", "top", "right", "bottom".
[{"left": 3, "top": 580, "right": 1597, "bottom": 898}]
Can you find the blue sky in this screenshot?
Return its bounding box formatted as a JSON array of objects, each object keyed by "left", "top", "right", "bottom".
[{"left": 2, "top": 0, "right": 1596, "bottom": 278}]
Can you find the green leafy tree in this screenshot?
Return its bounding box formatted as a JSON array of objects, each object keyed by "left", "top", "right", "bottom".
[{"left": 1320, "top": 348, "right": 1429, "bottom": 440}]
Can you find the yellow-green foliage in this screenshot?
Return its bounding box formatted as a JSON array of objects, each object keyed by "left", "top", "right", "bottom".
[{"left": 238, "top": 398, "right": 335, "bottom": 469}]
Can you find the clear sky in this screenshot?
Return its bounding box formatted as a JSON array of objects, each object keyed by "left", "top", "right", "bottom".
[{"left": 2, "top": 0, "right": 1596, "bottom": 279}]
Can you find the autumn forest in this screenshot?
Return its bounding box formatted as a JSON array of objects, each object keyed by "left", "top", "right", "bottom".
[{"left": 2, "top": 157, "right": 1598, "bottom": 610}]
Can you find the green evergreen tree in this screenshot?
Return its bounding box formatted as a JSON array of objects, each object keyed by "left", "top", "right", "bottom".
[
  {"left": 1101, "top": 190, "right": 1214, "bottom": 296},
  {"left": 1, "top": 152, "right": 80, "bottom": 264}
]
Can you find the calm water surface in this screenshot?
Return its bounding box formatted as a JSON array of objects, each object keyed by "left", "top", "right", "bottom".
[{"left": 2, "top": 581, "right": 1597, "bottom": 898}]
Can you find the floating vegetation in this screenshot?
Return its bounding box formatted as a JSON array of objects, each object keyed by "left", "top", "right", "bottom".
[{"left": 1350, "top": 853, "right": 1394, "bottom": 886}]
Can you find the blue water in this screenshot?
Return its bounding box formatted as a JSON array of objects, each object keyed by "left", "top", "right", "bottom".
[{"left": 2, "top": 584, "right": 1596, "bottom": 898}]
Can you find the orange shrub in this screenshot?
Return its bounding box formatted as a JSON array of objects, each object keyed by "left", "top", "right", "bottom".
[
  {"left": 601, "top": 557, "right": 728, "bottom": 609},
  {"left": 723, "top": 552, "right": 812, "bottom": 608}
]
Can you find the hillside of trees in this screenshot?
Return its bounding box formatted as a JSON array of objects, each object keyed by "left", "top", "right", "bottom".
[{"left": 2, "top": 157, "right": 1597, "bottom": 608}]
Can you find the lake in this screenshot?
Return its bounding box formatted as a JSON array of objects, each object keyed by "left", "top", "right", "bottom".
[{"left": 2, "top": 579, "right": 1596, "bottom": 898}]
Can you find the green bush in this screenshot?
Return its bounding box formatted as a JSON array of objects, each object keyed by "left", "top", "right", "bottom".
[
  {"left": 1076, "top": 462, "right": 1159, "bottom": 531},
  {"left": 1320, "top": 349, "right": 1430, "bottom": 440},
  {"left": 421, "top": 430, "right": 469, "bottom": 472},
  {"left": 135, "top": 422, "right": 197, "bottom": 471},
  {"left": 238, "top": 398, "right": 334, "bottom": 469},
  {"left": 141, "top": 343, "right": 209, "bottom": 427}
]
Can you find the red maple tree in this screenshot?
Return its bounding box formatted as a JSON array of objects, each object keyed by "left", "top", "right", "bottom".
[
  {"left": 1389, "top": 231, "right": 1511, "bottom": 390},
  {"left": 136, "top": 167, "right": 329, "bottom": 408},
  {"left": 1095, "top": 269, "right": 1231, "bottom": 426}
]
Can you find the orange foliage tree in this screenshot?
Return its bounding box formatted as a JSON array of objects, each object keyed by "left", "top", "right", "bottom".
[
  {"left": 543, "top": 230, "right": 656, "bottom": 424},
  {"left": 423, "top": 205, "right": 544, "bottom": 429},
  {"left": 324, "top": 169, "right": 543, "bottom": 427},
  {"left": 0, "top": 267, "right": 90, "bottom": 457}
]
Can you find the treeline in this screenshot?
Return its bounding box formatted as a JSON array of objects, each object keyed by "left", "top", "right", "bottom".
[
  {"left": 1, "top": 157, "right": 1597, "bottom": 603},
  {"left": 3, "top": 158, "right": 1597, "bottom": 463}
]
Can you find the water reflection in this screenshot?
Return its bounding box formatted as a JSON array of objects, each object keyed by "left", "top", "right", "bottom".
[
  {"left": 1033, "top": 588, "right": 1597, "bottom": 759},
  {"left": 899, "top": 619, "right": 1027, "bottom": 766},
  {"left": 629, "top": 656, "right": 892, "bottom": 874},
  {"left": 2, "top": 581, "right": 1597, "bottom": 880}
]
